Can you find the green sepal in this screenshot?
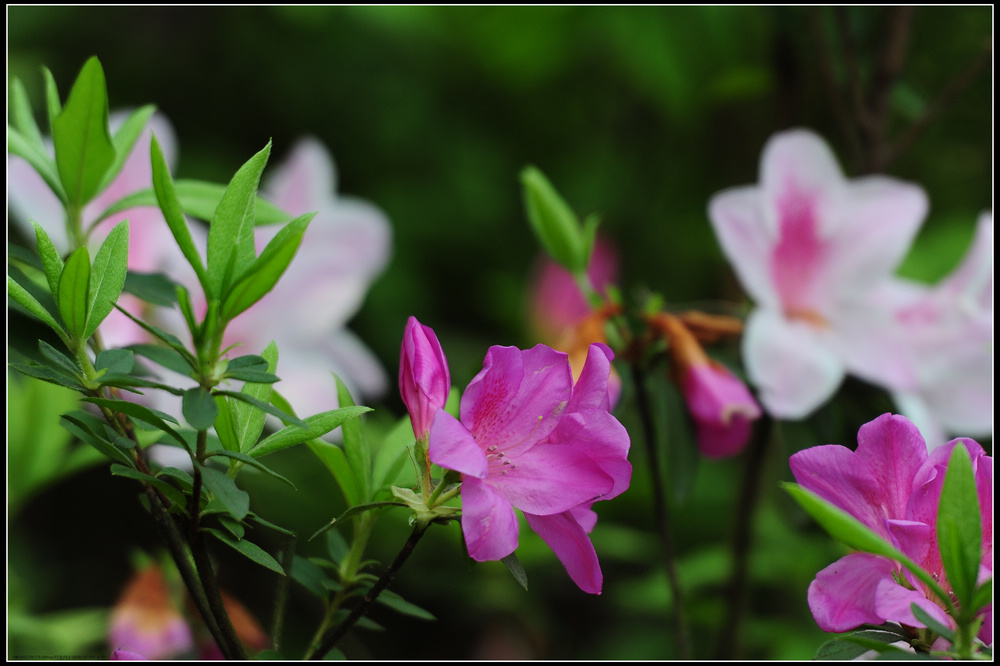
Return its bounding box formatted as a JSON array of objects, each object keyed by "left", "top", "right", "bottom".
[
  {"left": 206, "top": 141, "right": 272, "bottom": 299},
  {"left": 57, "top": 246, "right": 91, "bottom": 343},
  {"left": 220, "top": 212, "right": 314, "bottom": 321},
  {"left": 84, "top": 219, "right": 129, "bottom": 339},
  {"left": 501, "top": 552, "right": 529, "bottom": 591},
  {"left": 51, "top": 56, "right": 116, "bottom": 207}
]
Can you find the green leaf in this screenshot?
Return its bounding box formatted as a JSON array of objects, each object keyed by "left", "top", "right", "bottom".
[
  {"left": 204, "top": 449, "right": 296, "bottom": 488},
  {"left": 971, "top": 580, "right": 992, "bottom": 615},
  {"left": 250, "top": 405, "right": 372, "bottom": 459},
  {"left": 246, "top": 512, "right": 295, "bottom": 537},
  {"left": 206, "top": 141, "right": 272, "bottom": 299},
  {"left": 59, "top": 412, "right": 134, "bottom": 467},
  {"left": 51, "top": 57, "right": 116, "bottom": 207},
  {"left": 123, "top": 271, "right": 181, "bottom": 307},
  {"left": 83, "top": 396, "right": 189, "bottom": 449},
  {"left": 230, "top": 342, "right": 278, "bottom": 454},
  {"left": 815, "top": 626, "right": 914, "bottom": 660},
  {"left": 199, "top": 465, "right": 250, "bottom": 521},
  {"left": 85, "top": 219, "right": 129, "bottom": 338},
  {"left": 95, "top": 348, "right": 135, "bottom": 375},
  {"left": 57, "top": 247, "right": 91, "bottom": 342},
  {"left": 501, "top": 552, "right": 529, "bottom": 591},
  {"left": 42, "top": 66, "right": 62, "bottom": 129},
  {"left": 7, "top": 274, "right": 67, "bottom": 340},
  {"left": 290, "top": 556, "right": 329, "bottom": 597},
  {"left": 183, "top": 387, "right": 219, "bottom": 430},
  {"left": 7, "top": 125, "right": 66, "bottom": 203},
  {"left": 114, "top": 304, "right": 198, "bottom": 369},
  {"left": 221, "top": 212, "right": 313, "bottom": 320},
  {"left": 38, "top": 340, "right": 82, "bottom": 380},
  {"left": 9, "top": 361, "right": 86, "bottom": 391},
  {"left": 9, "top": 77, "right": 45, "bottom": 150},
  {"left": 32, "top": 221, "right": 65, "bottom": 296},
  {"left": 309, "top": 501, "right": 405, "bottom": 541},
  {"left": 204, "top": 528, "right": 285, "bottom": 575},
  {"left": 336, "top": 377, "right": 372, "bottom": 503},
  {"left": 521, "top": 165, "right": 585, "bottom": 274},
  {"left": 98, "top": 104, "right": 156, "bottom": 193},
  {"left": 910, "top": 603, "right": 955, "bottom": 642},
  {"left": 937, "top": 444, "right": 981, "bottom": 614},
  {"left": 372, "top": 416, "right": 417, "bottom": 493},
  {"left": 110, "top": 463, "right": 187, "bottom": 502},
  {"left": 215, "top": 389, "right": 308, "bottom": 432},
  {"left": 781, "top": 482, "right": 954, "bottom": 612},
  {"left": 149, "top": 135, "right": 209, "bottom": 289},
  {"left": 376, "top": 589, "right": 436, "bottom": 620},
  {"left": 307, "top": 439, "right": 360, "bottom": 508},
  {"left": 96, "top": 374, "right": 184, "bottom": 395},
  {"left": 126, "top": 343, "right": 195, "bottom": 375},
  {"left": 214, "top": 396, "right": 239, "bottom": 453}
]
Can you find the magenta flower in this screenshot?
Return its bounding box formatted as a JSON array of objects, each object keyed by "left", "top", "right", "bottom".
[
  {"left": 399, "top": 316, "right": 450, "bottom": 441},
  {"left": 109, "top": 648, "right": 148, "bottom": 660},
  {"left": 790, "top": 413, "right": 992, "bottom": 643},
  {"left": 8, "top": 111, "right": 186, "bottom": 348},
  {"left": 885, "top": 212, "right": 993, "bottom": 445},
  {"left": 708, "top": 129, "right": 927, "bottom": 419},
  {"left": 429, "top": 341, "right": 631, "bottom": 594},
  {"left": 108, "top": 565, "right": 194, "bottom": 660}
]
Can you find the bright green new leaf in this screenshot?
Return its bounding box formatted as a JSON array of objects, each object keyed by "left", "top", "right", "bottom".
[
  {"left": 214, "top": 389, "right": 307, "bottom": 430},
  {"left": 307, "top": 439, "right": 360, "bottom": 508},
  {"left": 42, "top": 66, "right": 62, "bottom": 130},
  {"left": 213, "top": 396, "right": 239, "bottom": 453},
  {"left": 38, "top": 340, "right": 82, "bottom": 379},
  {"left": 85, "top": 220, "right": 129, "bottom": 339},
  {"left": 199, "top": 465, "right": 250, "bottom": 521},
  {"left": 98, "top": 104, "right": 156, "bottom": 193},
  {"left": 8, "top": 361, "right": 86, "bottom": 392},
  {"left": 10, "top": 77, "right": 45, "bottom": 150},
  {"left": 51, "top": 57, "right": 116, "bottom": 207},
  {"left": 336, "top": 376, "right": 372, "bottom": 503},
  {"left": 57, "top": 247, "right": 91, "bottom": 343},
  {"left": 149, "top": 135, "right": 209, "bottom": 290},
  {"left": 32, "top": 221, "right": 65, "bottom": 296},
  {"left": 230, "top": 342, "right": 278, "bottom": 454},
  {"left": 59, "top": 412, "right": 134, "bottom": 468},
  {"left": 937, "top": 444, "right": 982, "bottom": 615},
  {"left": 220, "top": 212, "right": 313, "bottom": 321},
  {"left": 115, "top": 304, "right": 198, "bottom": 370},
  {"left": 521, "top": 165, "right": 586, "bottom": 274},
  {"left": 8, "top": 125, "right": 66, "bottom": 203},
  {"left": 206, "top": 141, "right": 272, "bottom": 299},
  {"left": 250, "top": 405, "right": 372, "bottom": 459},
  {"left": 183, "top": 387, "right": 219, "bottom": 430},
  {"left": 8, "top": 274, "right": 66, "bottom": 340}
]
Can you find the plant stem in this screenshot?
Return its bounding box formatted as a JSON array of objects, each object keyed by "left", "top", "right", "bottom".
[
  {"left": 309, "top": 523, "right": 429, "bottom": 660},
  {"left": 191, "top": 533, "right": 247, "bottom": 659},
  {"left": 631, "top": 362, "right": 692, "bottom": 660},
  {"left": 270, "top": 539, "right": 296, "bottom": 654},
  {"left": 716, "top": 414, "right": 773, "bottom": 660}
]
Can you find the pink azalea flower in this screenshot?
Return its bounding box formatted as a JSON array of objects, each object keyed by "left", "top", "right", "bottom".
[
  {"left": 708, "top": 129, "right": 928, "bottom": 419},
  {"left": 108, "top": 565, "right": 194, "bottom": 660},
  {"left": 657, "top": 312, "right": 761, "bottom": 458},
  {"left": 789, "top": 413, "right": 992, "bottom": 643},
  {"left": 8, "top": 111, "right": 185, "bottom": 348},
  {"left": 109, "top": 648, "right": 148, "bottom": 660},
  {"left": 429, "top": 341, "right": 631, "bottom": 594},
  {"left": 219, "top": 137, "right": 392, "bottom": 413},
  {"left": 399, "top": 316, "right": 450, "bottom": 441},
  {"left": 885, "top": 212, "right": 993, "bottom": 446}
]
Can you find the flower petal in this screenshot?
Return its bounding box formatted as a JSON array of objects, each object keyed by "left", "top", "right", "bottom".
[
  {"left": 874, "top": 577, "right": 954, "bottom": 633},
  {"left": 708, "top": 185, "right": 780, "bottom": 309},
  {"left": 566, "top": 343, "right": 615, "bottom": 413},
  {"left": 743, "top": 309, "right": 844, "bottom": 419},
  {"left": 854, "top": 413, "right": 928, "bottom": 521},
  {"left": 525, "top": 511, "right": 603, "bottom": 594},
  {"left": 429, "top": 410, "right": 488, "bottom": 479},
  {"left": 546, "top": 410, "right": 631, "bottom": 500},
  {"left": 491, "top": 441, "right": 613, "bottom": 516},
  {"left": 461, "top": 476, "right": 520, "bottom": 562},
  {"left": 807, "top": 553, "right": 893, "bottom": 632}
]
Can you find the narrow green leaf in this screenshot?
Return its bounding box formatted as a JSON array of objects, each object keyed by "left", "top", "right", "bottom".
[
  {"left": 8, "top": 125, "right": 67, "bottom": 203},
  {"left": 199, "top": 465, "right": 250, "bottom": 521},
  {"left": 376, "top": 589, "right": 436, "bottom": 620},
  {"left": 937, "top": 444, "right": 981, "bottom": 613},
  {"left": 307, "top": 439, "right": 360, "bottom": 507},
  {"left": 290, "top": 556, "right": 329, "bottom": 597},
  {"left": 59, "top": 413, "right": 134, "bottom": 467},
  {"left": 32, "top": 221, "right": 65, "bottom": 295},
  {"left": 126, "top": 343, "right": 195, "bottom": 375},
  {"left": 82, "top": 396, "right": 189, "bottom": 449},
  {"left": 9, "top": 361, "right": 86, "bottom": 391},
  {"left": 10, "top": 77, "right": 45, "bottom": 149},
  {"left": 206, "top": 141, "right": 272, "bottom": 299},
  {"left": 150, "top": 135, "right": 209, "bottom": 289},
  {"left": 215, "top": 389, "right": 308, "bottom": 430},
  {"left": 231, "top": 342, "right": 278, "bottom": 454},
  {"left": 204, "top": 528, "right": 285, "bottom": 575},
  {"left": 250, "top": 405, "right": 372, "bottom": 459},
  {"left": 336, "top": 376, "right": 372, "bottom": 503},
  {"left": 123, "top": 271, "right": 180, "bottom": 307},
  {"left": 38, "top": 340, "right": 82, "bottom": 379},
  {"left": 372, "top": 416, "right": 417, "bottom": 493},
  {"left": 910, "top": 603, "right": 955, "bottom": 642},
  {"left": 501, "top": 552, "right": 529, "bottom": 591},
  {"left": 971, "top": 580, "right": 992, "bottom": 615},
  {"left": 52, "top": 56, "right": 116, "bottom": 206},
  {"left": 521, "top": 165, "right": 585, "bottom": 273},
  {"left": 42, "top": 66, "right": 62, "bottom": 130},
  {"left": 214, "top": 396, "right": 239, "bottom": 453},
  {"left": 98, "top": 104, "right": 156, "bottom": 193},
  {"left": 114, "top": 304, "right": 198, "bottom": 368},
  {"left": 309, "top": 502, "right": 405, "bottom": 541},
  {"left": 95, "top": 348, "right": 135, "bottom": 375},
  {"left": 96, "top": 374, "right": 184, "bottom": 395},
  {"left": 110, "top": 463, "right": 186, "bottom": 499},
  {"left": 57, "top": 247, "right": 91, "bottom": 342},
  {"left": 221, "top": 212, "right": 313, "bottom": 320},
  {"left": 183, "top": 387, "right": 219, "bottom": 430},
  {"left": 782, "top": 482, "right": 954, "bottom": 612},
  {"left": 85, "top": 219, "right": 129, "bottom": 338},
  {"left": 204, "top": 449, "right": 296, "bottom": 488},
  {"left": 8, "top": 274, "right": 67, "bottom": 339},
  {"left": 246, "top": 512, "right": 295, "bottom": 537}
]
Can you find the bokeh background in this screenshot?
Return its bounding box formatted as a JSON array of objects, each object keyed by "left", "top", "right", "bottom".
[{"left": 7, "top": 6, "right": 992, "bottom": 660}]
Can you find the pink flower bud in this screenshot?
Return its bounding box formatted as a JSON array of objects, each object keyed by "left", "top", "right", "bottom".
[{"left": 399, "top": 316, "right": 450, "bottom": 440}]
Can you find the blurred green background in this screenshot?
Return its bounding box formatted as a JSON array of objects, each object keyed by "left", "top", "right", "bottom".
[{"left": 7, "top": 6, "right": 992, "bottom": 660}]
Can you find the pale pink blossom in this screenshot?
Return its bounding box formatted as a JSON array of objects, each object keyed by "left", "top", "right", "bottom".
[{"left": 709, "top": 129, "right": 927, "bottom": 419}]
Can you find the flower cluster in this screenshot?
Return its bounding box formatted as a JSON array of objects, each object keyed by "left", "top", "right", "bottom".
[
  {"left": 790, "top": 413, "right": 992, "bottom": 644},
  {"left": 399, "top": 317, "right": 632, "bottom": 594},
  {"left": 708, "top": 129, "right": 992, "bottom": 442}
]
